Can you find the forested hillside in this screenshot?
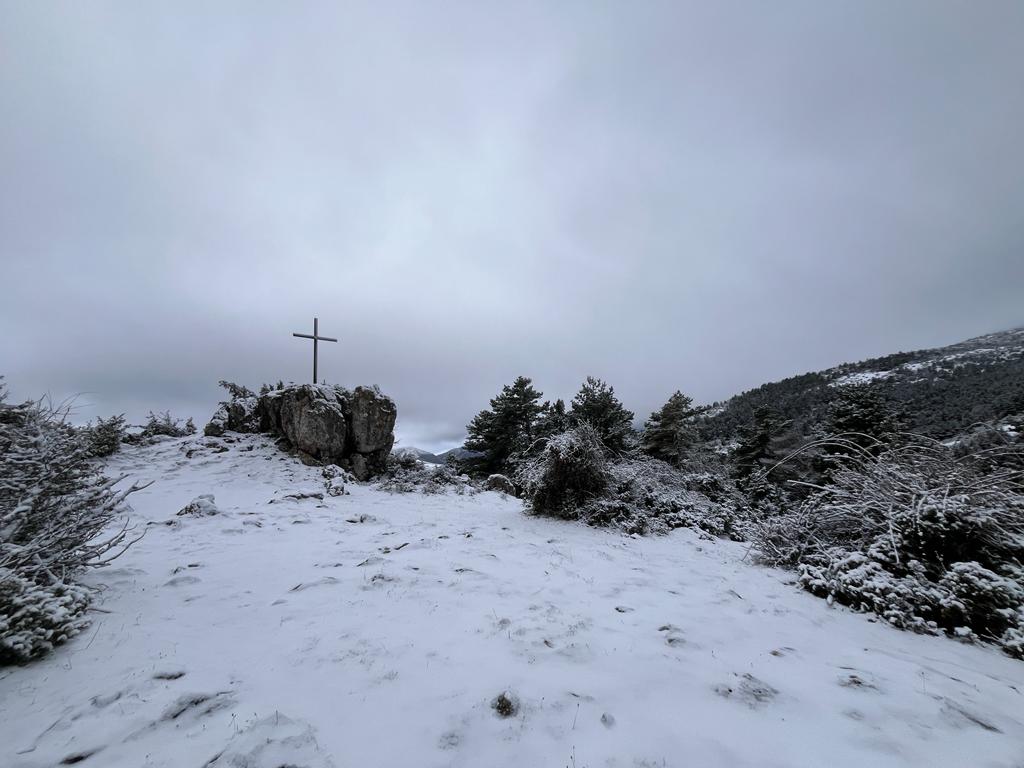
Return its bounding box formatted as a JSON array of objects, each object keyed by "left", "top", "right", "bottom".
[{"left": 701, "top": 328, "right": 1024, "bottom": 442}]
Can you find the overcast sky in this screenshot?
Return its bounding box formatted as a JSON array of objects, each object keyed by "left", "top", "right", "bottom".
[{"left": 1, "top": 2, "right": 1022, "bottom": 451}]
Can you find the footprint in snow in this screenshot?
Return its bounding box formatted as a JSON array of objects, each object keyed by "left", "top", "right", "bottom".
[
  {"left": 164, "top": 574, "right": 201, "bottom": 587},
  {"left": 658, "top": 624, "right": 686, "bottom": 647},
  {"left": 126, "top": 691, "right": 236, "bottom": 741},
  {"left": 838, "top": 672, "right": 879, "bottom": 691},
  {"left": 714, "top": 673, "right": 779, "bottom": 708},
  {"left": 59, "top": 747, "right": 104, "bottom": 765},
  {"left": 289, "top": 576, "right": 340, "bottom": 592},
  {"left": 938, "top": 698, "right": 1002, "bottom": 733},
  {"left": 438, "top": 730, "right": 461, "bottom": 749},
  {"left": 202, "top": 712, "right": 334, "bottom": 767},
  {"left": 153, "top": 670, "right": 186, "bottom": 680},
  {"left": 90, "top": 690, "right": 124, "bottom": 708}
]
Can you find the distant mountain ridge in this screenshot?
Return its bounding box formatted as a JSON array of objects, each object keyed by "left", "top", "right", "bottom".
[
  {"left": 392, "top": 446, "right": 478, "bottom": 465},
  {"left": 702, "top": 327, "right": 1024, "bottom": 441}
]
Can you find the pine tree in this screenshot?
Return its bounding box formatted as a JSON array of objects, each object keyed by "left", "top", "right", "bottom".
[
  {"left": 463, "top": 376, "right": 545, "bottom": 474},
  {"left": 825, "top": 384, "right": 905, "bottom": 454},
  {"left": 641, "top": 391, "right": 699, "bottom": 465},
  {"left": 733, "top": 405, "right": 785, "bottom": 479},
  {"left": 568, "top": 377, "right": 635, "bottom": 452},
  {"left": 536, "top": 398, "right": 569, "bottom": 439}
]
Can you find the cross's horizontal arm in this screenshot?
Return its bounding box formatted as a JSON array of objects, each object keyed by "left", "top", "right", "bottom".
[{"left": 292, "top": 333, "right": 338, "bottom": 342}]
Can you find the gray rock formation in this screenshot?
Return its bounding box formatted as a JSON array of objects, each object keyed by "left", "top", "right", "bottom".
[
  {"left": 277, "top": 385, "right": 349, "bottom": 460},
  {"left": 349, "top": 386, "right": 397, "bottom": 453},
  {"left": 204, "top": 404, "right": 228, "bottom": 437},
  {"left": 204, "top": 382, "right": 397, "bottom": 480},
  {"left": 347, "top": 386, "right": 397, "bottom": 477},
  {"left": 204, "top": 396, "right": 259, "bottom": 437}
]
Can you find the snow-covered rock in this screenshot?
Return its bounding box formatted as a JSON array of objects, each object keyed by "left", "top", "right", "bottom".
[
  {"left": 348, "top": 386, "right": 397, "bottom": 456},
  {"left": 205, "top": 383, "right": 396, "bottom": 479},
  {"left": 277, "top": 385, "right": 349, "bottom": 461},
  {"left": 176, "top": 494, "right": 219, "bottom": 516}
]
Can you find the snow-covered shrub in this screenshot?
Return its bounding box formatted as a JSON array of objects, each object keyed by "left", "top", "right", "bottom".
[
  {"left": 798, "top": 549, "right": 943, "bottom": 632},
  {"left": 218, "top": 380, "right": 256, "bottom": 400},
  {"left": 938, "top": 562, "right": 1024, "bottom": 637},
  {"left": 377, "top": 453, "right": 476, "bottom": 495},
  {"left": 579, "top": 457, "right": 748, "bottom": 537},
  {"left": 0, "top": 570, "right": 92, "bottom": 664},
  {"left": 754, "top": 436, "right": 1024, "bottom": 658},
  {"left": 83, "top": 414, "right": 127, "bottom": 457},
  {"left": 518, "top": 425, "right": 748, "bottom": 537},
  {"left": 485, "top": 474, "right": 517, "bottom": 495},
  {"left": 1, "top": 386, "right": 143, "bottom": 664},
  {"left": 517, "top": 424, "right": 609, "bottom": 519},
  {"left": 135, "top": 410, "right": 195, "bottom": 439}
]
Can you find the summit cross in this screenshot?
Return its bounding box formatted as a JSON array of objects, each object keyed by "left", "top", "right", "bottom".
[{"left": 292, "top": 317, "right": 337, "bottom": 384}]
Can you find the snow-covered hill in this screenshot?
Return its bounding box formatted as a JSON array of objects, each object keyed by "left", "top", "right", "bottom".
[
  {"left": 704, "top": 326, "right": 1024, "bottom": 441},
  {"left": 2, "top": 435, "right": 1023, "bottom": 767}
]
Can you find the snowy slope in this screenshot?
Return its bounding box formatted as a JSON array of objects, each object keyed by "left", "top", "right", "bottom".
[
  {"left": 2, "top": 435, "right": 1023, "bottom": 768},
  {"left": 703, "top": 326, "right": 1024, "bottom": 441}
]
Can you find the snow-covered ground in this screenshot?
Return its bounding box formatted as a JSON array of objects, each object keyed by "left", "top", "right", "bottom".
[{"left": 2, "top": 435, "right": 1023, "bottom": 768}]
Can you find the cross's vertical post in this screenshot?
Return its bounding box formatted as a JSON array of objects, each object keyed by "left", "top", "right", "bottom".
[{"left": 293, "top": 317, "right": 338, "bottom": 384}]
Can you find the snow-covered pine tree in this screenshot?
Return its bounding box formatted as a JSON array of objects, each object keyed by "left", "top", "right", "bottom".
[
  {"left": 568, "top": 377, "right": 635, "bottom": 453},
  {"left": 733, "top": 405, "right": 786, "bottom": 479},
  {"left": 462, "top": 376, "right": 545, "bottom": 475},
  {"left": 84, "top": 414, "right": 127, "bottom": 457},
  {"left": 825, "top": 384, "right": 905, "bottom": 452},
  {"left": 536, "top": 398, "right": 569, "bottom": 439},
  {"left": 641, "top": 391, "right": 699, "bottom": 465}
]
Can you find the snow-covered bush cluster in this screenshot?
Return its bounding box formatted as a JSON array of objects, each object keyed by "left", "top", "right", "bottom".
[
  {"left": 0, "top": 573, "right": 92, "bottom": 664},
  {"left": 518, "top": 425, "right": 746, "bottom": 537},
  {"left": 584, "top": 458, "right": 749, "bottom": 537},
  {"left": 753, "top": 437, "right": 1024, "bottom": 658},
  {"left": 516, "top": 424, "right": 608, "bottom": 519},
  {"left": 126, "top": 410, "right": 196, "bottom": 441},
  {"left": 1, "top": 383, "right": 143, "bottom": 664},
  {"left": 82, "top": 413, "right": 128, "bottom": 457},
  {"left": 377, "top": 452, "right": 477, "bottom": 495}
]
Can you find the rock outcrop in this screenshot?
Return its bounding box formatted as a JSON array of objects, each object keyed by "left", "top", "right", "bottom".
[
  {"left": 275, "top": 385, "right": 349, "bottom": 460},
  {"left": 204, "top": 396, "right": 260, "bottom": 437},
  {"left": 204, "top": 383, "right": 397, "bottom": 480}
]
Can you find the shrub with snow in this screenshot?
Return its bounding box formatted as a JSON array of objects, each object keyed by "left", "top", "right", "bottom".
[
  {"left": 517, "top": 424, "right": 609, "bottom": 519},
  {"left": 754, "top": 436, "right": 1024, "bottom": 658},
  {"left": 1, "top": 384, "right": 143, "bottom": 664},
  {"left": 0, "top": 571, "right": 92, "bottom": 664},
  {"left": 83, "top": 414, "right": 127, "bottom": 457},
  {"left": 578, "top": 457, "right": 748, "bottom": 537},
  {"left": 377, "top": 453, "right": 476, "bottom": 495},
  {"left": 517, "top": 426, "right": 745, "bottom": 537},
  {"left": 130, "top": 410, "right": 196, "bottom": 440}
]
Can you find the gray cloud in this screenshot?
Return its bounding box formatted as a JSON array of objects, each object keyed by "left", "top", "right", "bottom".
[{"left": 2, "top": 1, "right": 1022, "bottom": 451}]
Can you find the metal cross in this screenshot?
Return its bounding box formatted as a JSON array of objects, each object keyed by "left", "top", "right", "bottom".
[{"left": 292, "top": 317, "right": 337, "bottom": 384}]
